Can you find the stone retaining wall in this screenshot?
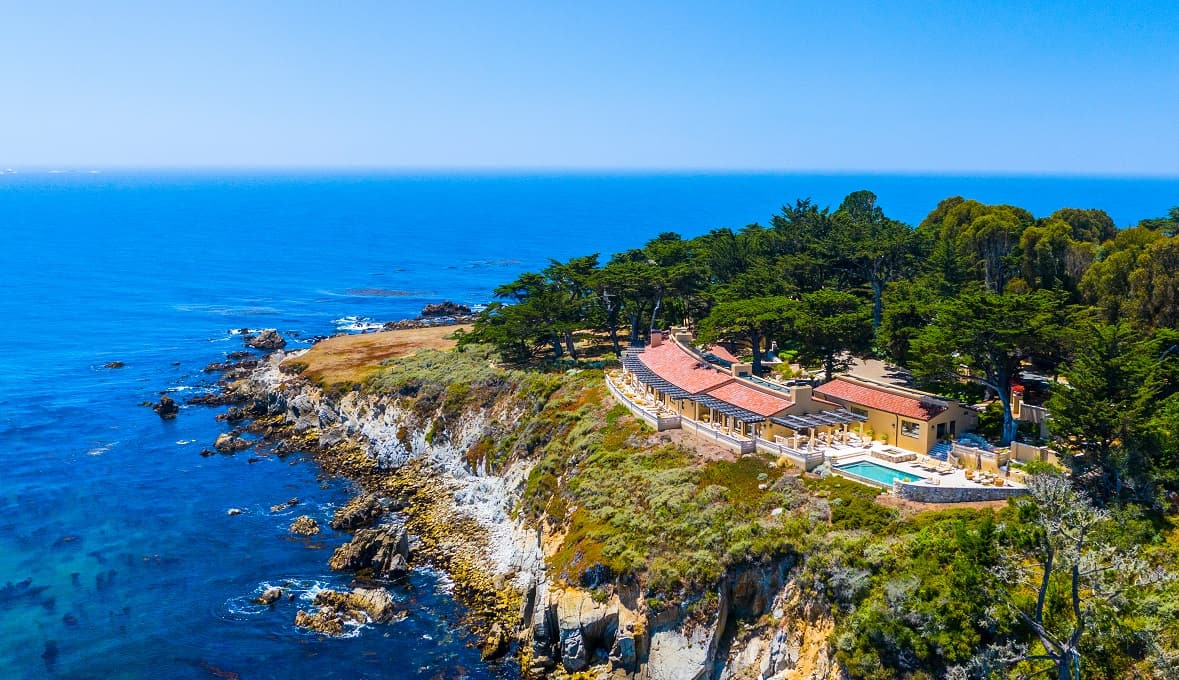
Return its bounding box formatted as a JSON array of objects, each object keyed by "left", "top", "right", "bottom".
[{"left": 897, "top": 481, "right": 1028, "bottom": 503}]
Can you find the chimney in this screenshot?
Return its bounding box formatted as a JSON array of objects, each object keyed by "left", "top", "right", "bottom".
[
  {"left": 790, "top": 385, "right": 813, "bottom": 405},
  {"left": 649, "top": 330, "right": 663, "bottom": 348},
  {"left": 732, "top": 363, "right": 752, "bottom": 377}
]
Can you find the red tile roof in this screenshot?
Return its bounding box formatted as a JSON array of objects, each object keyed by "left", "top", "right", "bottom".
[
  {"left": 705, "top": 382, "right": 794, "bottom": 417},
  {"left": 703, "top": 344, "right": 740, "bottom": 363},
  {"left": 815, "top": 378, "right": 946, "bottom": 421},
  {"left": 638, "top": 341, "right": 732, "bottom": 394}
]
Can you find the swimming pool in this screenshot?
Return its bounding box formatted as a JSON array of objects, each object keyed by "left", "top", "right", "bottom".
[{"left": 834, "top": 460, "right": 927, "bottom": 487}]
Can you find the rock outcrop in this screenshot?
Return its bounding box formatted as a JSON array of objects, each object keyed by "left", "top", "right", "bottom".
[
  {"left": 328, "top": 525, "right": 410, "bottom": 579},
  {"left": 245, "top": 329, "right": 286, "bottom": 351},
  {"left": 420, "top": 301, "right": 472, "bottom": 318},
  {"left": 289, "top": 516, "right": 320, "bottom": 535},
  {"left": 254, "top": 587, "right": 283, "bottom": 605},
  {"left": 213, "top": 432, "right": 251, "bottom": 453},
  {"left": 295, "top": 587, "right": 399, "bottom": 635},
  {"left": 330, "top": 494, "right": 386, "bottom": 531},
  {"left": 153, "top": 396, "right": 179, "bottom": 419}
]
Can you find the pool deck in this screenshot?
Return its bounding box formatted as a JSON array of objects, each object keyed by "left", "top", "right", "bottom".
[{"left": 832, "top": 452, "right": 1028, "bottom": 502}]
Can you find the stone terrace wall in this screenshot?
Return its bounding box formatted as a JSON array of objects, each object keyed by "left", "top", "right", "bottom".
[{"left": 897, "top": 481, "right": 1028, "bottom": 503}]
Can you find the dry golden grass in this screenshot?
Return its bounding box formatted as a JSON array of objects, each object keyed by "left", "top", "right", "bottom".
[{"left": 284, "top": 325, "right": 470, "bottom": 388}]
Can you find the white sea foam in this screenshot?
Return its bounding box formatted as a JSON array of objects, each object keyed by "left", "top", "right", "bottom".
[
  {"left": 332, "top": 316, "right": 384, "bottom": 333},
  {"left": 176, "top": 439, "right": 195, "bottom": 445},
  {"left": 87, "top": 441, "right": 117, "bottom": 456}
]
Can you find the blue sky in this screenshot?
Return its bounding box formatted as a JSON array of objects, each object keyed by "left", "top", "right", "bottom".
[{"left": 2, "top": 2, "right": 1176, "bottom": 173}]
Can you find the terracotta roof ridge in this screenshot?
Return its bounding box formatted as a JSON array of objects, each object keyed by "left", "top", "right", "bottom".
[{"left": 830, "top": 375, "right": 951, "bottom": 403}]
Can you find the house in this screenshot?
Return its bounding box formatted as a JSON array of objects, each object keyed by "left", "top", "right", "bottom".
[
  {"left": 814, "top": 375, "right": 977, "bottom": 455},
  {"left": 612, "top": 330, "right": 866, "bottom": 463}
]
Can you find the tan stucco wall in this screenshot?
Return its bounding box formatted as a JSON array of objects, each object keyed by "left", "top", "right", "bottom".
[{"left": 821, "top": 398, "right": 977, "bottom": 455}]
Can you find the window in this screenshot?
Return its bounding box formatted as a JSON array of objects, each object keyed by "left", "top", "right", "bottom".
[
  {"left": 900, "top": 420, "right": 921, "bottom": 438},
  {"left": 850, "top": 406, "right": 869, "bottom": 418}
]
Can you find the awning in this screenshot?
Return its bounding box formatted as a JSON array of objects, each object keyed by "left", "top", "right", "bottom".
[
  {"left": 624, "top": 359, "right": 692, "bottom": 399},
  {"left": 689, "top": 394, "right": 766, "bottom": 423},
  {"left": 770, "top": 408, "right": 867, "bottom": 430}
]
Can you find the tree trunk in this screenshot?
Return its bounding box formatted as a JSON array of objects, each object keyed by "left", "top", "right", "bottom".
[
  {"left": 551, "top": 334, "right": 563, "bottom": 359},
  {"left": 564, "top": 329, "right": 577, "bottom": 359},
  {"left": 628, "top": 312, "right": 642, "bottom": 346},
  {"left": 825, "top": 354, "right": 836, "bottom": 382},
  {"left": 750, "top": 331, "right": 763, "bottom": 376},
  {"left": 607, "top": 308, "right": 621, "bottom": 355},
  {"left": 998, "top": 390, "right": 1018, "bottom": 446}
]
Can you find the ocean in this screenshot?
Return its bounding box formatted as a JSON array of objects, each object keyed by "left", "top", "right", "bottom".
[{"left": 1, "top": 171, "right": 1176, "bottom": 679}]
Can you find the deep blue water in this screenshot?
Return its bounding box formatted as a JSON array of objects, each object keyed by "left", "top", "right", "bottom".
[{"left": 1, "top": 171, "right": 1176, "bottom": 679}]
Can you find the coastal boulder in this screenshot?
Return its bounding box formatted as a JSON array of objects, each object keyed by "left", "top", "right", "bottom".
[
  {"left": 289, "top": 516, "right": 320, "bottom": 535},
  {"left": 254, "top": 587, "right": 283, "bottom": 605},
  {"left": 246, "top": 329, "right": 286, "bottom": 351},
  {"left": 481, "top": 623, "right": 509, "bottom": 661},
  {"left": 153, "top": 396, "right": 179, "bottom": 419},
  {"left": 213, "top": 433, "right": 251, "bottom": 453},
  {"left": 295, "top": 609, "right": 343, "bottom": 636},
  {"left": 420, "top": 301, "right": 472, "bottom": 318},
  {"left": 294, "top": 587, "right": 399, "bottom": 635},
  {"left": 329, "top": 494, "right": 386, "bottom": 531},
  {"left": 103, "top": 361, "right": 125, "bottom": 369},
  {"left": 328, "top": 525, "right": 410, "bottom": 578}
]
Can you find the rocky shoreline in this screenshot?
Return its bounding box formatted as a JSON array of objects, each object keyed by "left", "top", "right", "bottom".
[{"left": 190, "top": 324, "right": 846, "bottom": 679}]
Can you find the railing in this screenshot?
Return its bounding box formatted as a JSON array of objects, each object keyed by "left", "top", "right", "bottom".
[
  {"left": 950, "top": 442, "right": 1010, "bottom": 472},
  {"left": 1010, "top": 441, "right": 1061, "bottom": 466},
  {"left": 756, "top": 438, "right": 825, "bottom": 470},
  {"left": 682, "top": 418, "right": 756, "bottom": 454},
  {"left": 604, "top": 373, "right": 681, "bottom": 432}
]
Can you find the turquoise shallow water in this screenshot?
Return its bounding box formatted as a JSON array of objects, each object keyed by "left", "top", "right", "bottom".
[
  {"left": 0, "top": 171, "right": 1175, "bottom": 678},
  {"left": 835, "top": 461, "right": 927, "bottom": 486}
]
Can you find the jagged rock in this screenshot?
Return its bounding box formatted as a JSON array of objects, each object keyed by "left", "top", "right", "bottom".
[
  {"left": 289, "top": 516, "right": 320, "bottom": 535},
  {"left": 245, "top": 329, "right": 286, "bottom": 351},
  {"left": 213, "top": 433, "right": 251, "bottom": 453},
  {"left": 188, "top": 391, "right": 247, "bottom": 407},
  {"left": 330, "top": 494, "right": 386, "bottom": 531},
  {"left": 317, "top": 587, "right": 398, "bottom": 622},
  {"left": 555, "top": 587, "right": 619, "bottom": 673},
  {"left": 254, "top": 587, "right": 283, "bottom": 605},
  {"left": 420, "top": 301, "right": 472, "bottom": 318},
  {"left": 609, "top": 608, "right": 642, "bottom": 671},
  {"left": 152, "top": 396, "right": 179, "bottom": 419},
  {"left": 295, "top": 609, "right": 343, "bottom": 636},
  {"left": 328, "top": 525, "right": 409, "bottom": 578},
  {"left": 270, "top": 498, "right": 300, "bottom": 512},
  {"left": 648, "top": 608, "right": 725, "bottom": 680},
  {"left": 295, "top": 587, "right": 399, "bottom": 635},
  {"left": 216, "top": 406, "right": 247, "bottom": 423},
  {"left": 103, "top": 361, "right": 124, "bottom": 369},
  {"left": 481, "top": 622, "right": 509, "bottom": 661}
]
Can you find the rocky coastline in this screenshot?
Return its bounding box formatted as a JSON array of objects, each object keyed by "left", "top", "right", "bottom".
[{"left": 193, "top": 321, "right": 846, "bottom": 679}]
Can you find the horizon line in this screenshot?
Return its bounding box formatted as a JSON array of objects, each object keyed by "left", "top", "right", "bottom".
[{"left": 3, "top": 165, "right": 1179, "bottom": 180}]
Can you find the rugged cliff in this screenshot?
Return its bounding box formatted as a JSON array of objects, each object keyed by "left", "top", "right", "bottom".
[{"left": 230, "top": 344, "right": 846, "bottom": 680}]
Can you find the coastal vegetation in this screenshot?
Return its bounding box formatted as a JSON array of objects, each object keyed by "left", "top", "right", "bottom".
[
  {"left": 349, "top": 339, "right": 1178, "bottom": 678},
  {"left": 441, "top": 192, "right": 1179, "bottom": 677},
  {"left": 246, "top": 191, "right": 1179, "bottom": 678}
]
